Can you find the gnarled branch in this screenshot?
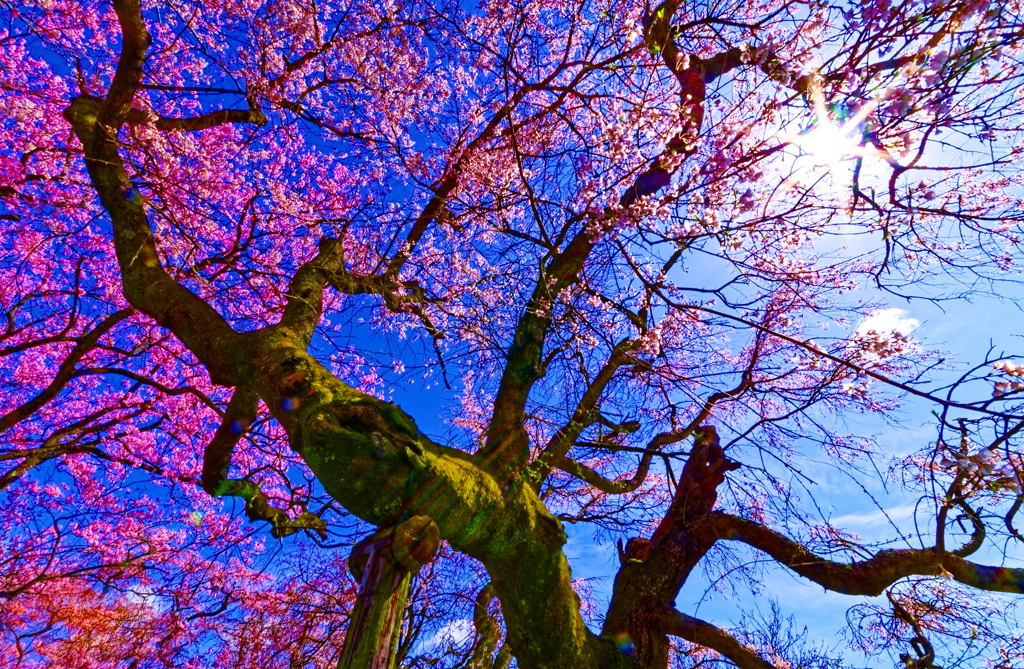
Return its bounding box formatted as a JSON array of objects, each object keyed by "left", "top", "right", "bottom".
[
  {"left": 200, "top": 386, "right": 259, "bottom": 495},
  {"left": 214, "top": 478, "right": 326, "bottom": 539},
  {"left": 661, "top": 608, "right": 775, "bottom": 669},
  {"left": 62, "top": 0, "right": 243, "bottom": 385},
  {"left": 711, "top": 513, "right": 1024, "bottom": 596},
  {"left": 551, "top": 452, "right": 653, "bottom": 494}
]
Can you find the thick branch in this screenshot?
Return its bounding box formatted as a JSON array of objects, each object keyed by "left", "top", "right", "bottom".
[
  {"left": 62, "top": 1, "right": 243, "bottom": 385},
  {"left": 200, "top": 384, "right": 318, "bottom": 540},
  {"left": 126, "top": 104, "right": 268, "bottom": 132},
  {"left": 712, "top": 513, "right": 1024, "bottom": 596},
  {"left": 661, "top": 609, "right": 775, "bottom": 669},
  {"left": 481, "top": 228, "right": 601, "bottom": 480},
  {"left": 241, "top": 335, "right": 622, "bottom": 668},
  {"left": 101, "top": 0, "right": 149, "bottom": 128},
  {"left": 551, "top": 452, "right": 653, "bottom": 494},
  {"left": 0, "top": 437, "right": 90, "bottom": 493},
  {"left": 949, "top": 499, "right": 984, "bottom": 558},
  {"left": 603, "top": 427, "right": 739, "bottom": 667},
  {"left": 543, "top": 343, "right": 636, "bottom": 456},
  {"left": 481, "top": 30, "right": 738, "bottom": 482},
  {"left": 200, "top": 386, "right": 259, "bottom": 495}
]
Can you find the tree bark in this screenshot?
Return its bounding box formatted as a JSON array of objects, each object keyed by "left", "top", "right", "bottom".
[{"left": 339, "top": 517, "right": 440, "bottom": 669}]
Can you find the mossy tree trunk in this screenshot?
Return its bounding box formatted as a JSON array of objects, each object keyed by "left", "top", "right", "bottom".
[{"left": 338, "top": 517, "right": 439, "bottom": 669}]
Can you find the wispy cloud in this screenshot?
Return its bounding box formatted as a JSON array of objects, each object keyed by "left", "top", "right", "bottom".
[{"left": 832, "top": 503, "right": 917, "bottom": 528}]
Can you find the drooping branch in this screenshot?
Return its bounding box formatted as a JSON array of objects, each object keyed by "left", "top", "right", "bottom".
[
  {"left": 711, "top": 513, "right": 1024, "bottom": 596},
  {"left": 684, "top": 303, "right": 1019, "bottom": 419},
  {"left": 200, "top": 386, "right": 259, "bottom": 495},
  {"left": 888, "top": 591, "right": 939, "bottom": 669},
  {"left": 74, "top": 366, "right": 221, "bottom": 414},
  {"left": 1, "top": 406, "right": 147, "bottom": 492},
  {"left": 660, "top": 609, "right": 775, "bottom": 669}
]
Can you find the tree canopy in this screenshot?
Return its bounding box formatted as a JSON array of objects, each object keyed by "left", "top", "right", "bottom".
[{"left": 3, "top": 0, "right": 1024, "bottom": 666}]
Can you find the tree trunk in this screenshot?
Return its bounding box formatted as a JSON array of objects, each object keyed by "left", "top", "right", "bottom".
[{"left": 338, "top": 516, "right": 440, "bottom": 669}]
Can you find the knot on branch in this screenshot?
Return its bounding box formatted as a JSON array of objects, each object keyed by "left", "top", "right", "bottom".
[
  {"left": 685, "top": 426, "right": 741, "bottom": 493},
  {"left": 62, "top": 95, "right": 104, "bottom": 135},
  {"left": 349, "top": 515, "right": 440, "bottom": 581},
  {"left": 617, "top": 536, "right": 653, "bottom": 565}
]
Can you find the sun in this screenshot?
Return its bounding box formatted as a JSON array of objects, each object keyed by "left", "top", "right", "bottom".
[
  {"left": 782, "top": 86, "right": 879, "bottom": 173},
  {"left": 791, "top": 118, "right": 865, "bottom": 169}
]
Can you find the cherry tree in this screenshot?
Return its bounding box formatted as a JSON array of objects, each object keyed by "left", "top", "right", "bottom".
[{"left": 2, "top": 0, "right": 1024, "bottom": 667}]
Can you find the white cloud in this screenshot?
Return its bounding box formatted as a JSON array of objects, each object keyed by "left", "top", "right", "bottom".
[
  {"left": 856, "top": 308, "right": 919, "bottom": 337},
  {"left": 832, "top": 503, "right": 917, "bottom": 528}
]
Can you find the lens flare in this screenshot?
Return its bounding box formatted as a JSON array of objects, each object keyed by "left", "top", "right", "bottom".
[{"left": 781, "top": 86, "right": 880, "bottom": 173}]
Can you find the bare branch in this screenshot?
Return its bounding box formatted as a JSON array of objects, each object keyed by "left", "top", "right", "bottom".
[
  {"left": 125, "top": 103, "right": 268, "bottom": 132},
  {"left": 551, "top": 451, "right": 653, "bottom": 494},
  {"left": 661, "top": 608, "right": 775, "bottom": 669},
  {"left": 712, "top": 513, "right": 1024, "bottom": 596}
]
